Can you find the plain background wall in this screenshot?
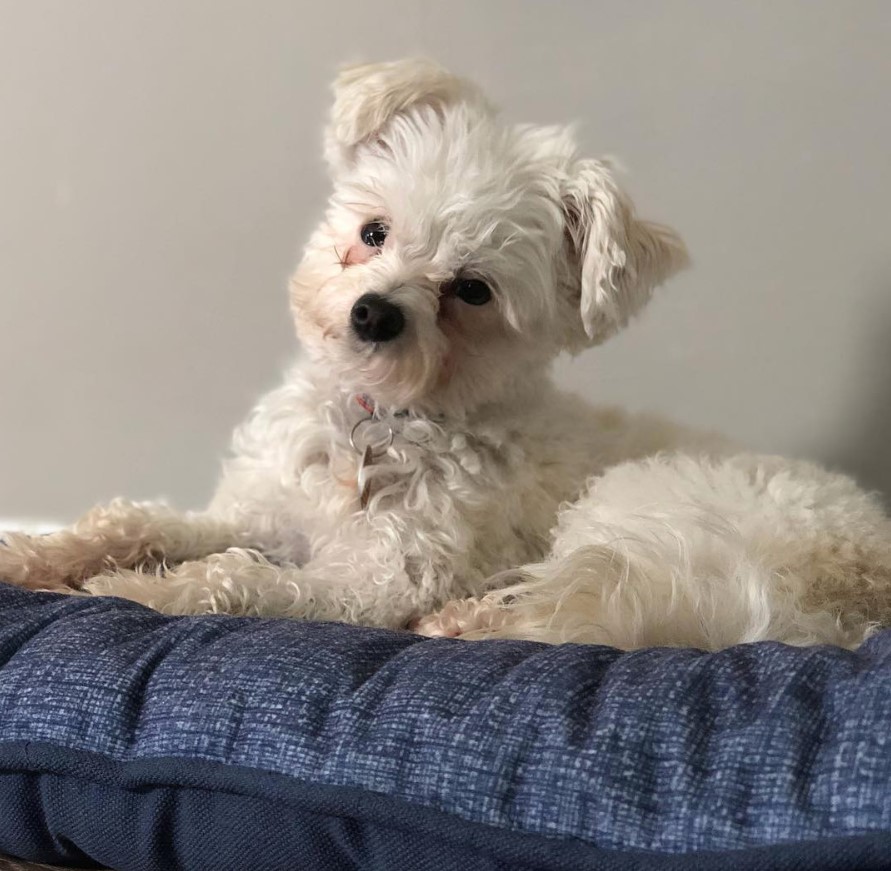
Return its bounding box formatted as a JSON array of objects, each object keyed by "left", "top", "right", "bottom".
[{"left": 1, "top": 0, "right": 889, "bottom": 521}]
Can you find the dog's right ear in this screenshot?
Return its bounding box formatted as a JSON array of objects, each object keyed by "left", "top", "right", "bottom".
[
  {"left": 562, "top": 159, "right": 689, "bottom": 345},
  {"left": 325, "top": 59, "right": 492, "bottom": 173}
]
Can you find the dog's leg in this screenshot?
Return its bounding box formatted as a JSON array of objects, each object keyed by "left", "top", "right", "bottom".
[
  {"left": 412, "top": 596, "right": 512, "bottom": 639},
  {"left": 413, "top": 563, "right": 636, "bottom": 646},
  {"left": 81, "top": 545, "right": 418, "bottom": 629},
  {"left": 414, "top": 550, "right": 665, "bottom": 648},
  {"left": 0, "top": 500, "right": 243, "bottom": 591},
  {"left": 421, "top": 453, "right": 891, "bottom": 650}
]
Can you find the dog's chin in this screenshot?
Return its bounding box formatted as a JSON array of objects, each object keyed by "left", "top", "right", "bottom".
[
  {"left": 301, "top": 328, "right": 546, "bottom": 418},
  {"left": 344, "top": 340, "right": 446, "bottom": 413},
  {"left": 352, "top": 358, "right": 528, "bottom": 420}
]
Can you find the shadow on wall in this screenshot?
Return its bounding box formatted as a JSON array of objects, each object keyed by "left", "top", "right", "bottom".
[{"left": 825, "top": 280, "right": 891, "bottom": 509}]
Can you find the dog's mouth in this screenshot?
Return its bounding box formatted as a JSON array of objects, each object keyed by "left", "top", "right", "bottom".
[
  {"left": 347, "top": 334, "right": 448, "bottom": 411},
  {"left": 348, "top": 330, "right": 405, "bottom": 358}
]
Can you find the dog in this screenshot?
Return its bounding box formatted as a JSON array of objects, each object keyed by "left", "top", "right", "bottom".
[{"left": 2, "top": 59, "right": 889, "bottom": 650}]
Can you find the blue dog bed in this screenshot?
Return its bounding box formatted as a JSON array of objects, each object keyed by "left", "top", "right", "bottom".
[{"left": 0, "top": 581, "right": 888, "bottom": 870}]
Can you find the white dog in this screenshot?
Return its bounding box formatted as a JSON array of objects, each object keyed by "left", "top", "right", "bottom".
[{"left": 2, "top": 59, "right": 889, "bottom": 650}]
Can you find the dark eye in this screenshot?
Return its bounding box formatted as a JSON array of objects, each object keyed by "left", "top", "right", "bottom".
[
  {"left": 455, "top": 278, "right": 492, "bottom": 306},
  {"left": 360, "top": 221, "right": 388, "bottom": 248}
]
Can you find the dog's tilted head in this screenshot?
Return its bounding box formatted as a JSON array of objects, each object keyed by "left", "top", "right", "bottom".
[{"left": 290, "top": 59, "right": 688, "bottom": 416}]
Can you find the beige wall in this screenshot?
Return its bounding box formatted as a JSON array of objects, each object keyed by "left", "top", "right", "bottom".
[{"left": 1, "top": 0, "right": 889, "bottom": 520}]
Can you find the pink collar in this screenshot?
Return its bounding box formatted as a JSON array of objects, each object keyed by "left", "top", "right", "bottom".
[
  {"left": 355, "top": 393, "right": 377, "bottom": 416},
  {"left": 355, "top": 393, "right": 412, "bottom": 419}
]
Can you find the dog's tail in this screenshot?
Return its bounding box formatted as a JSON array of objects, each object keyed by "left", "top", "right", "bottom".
[{"left": 471, "top": 508, "right": 881, "bottom": 650}]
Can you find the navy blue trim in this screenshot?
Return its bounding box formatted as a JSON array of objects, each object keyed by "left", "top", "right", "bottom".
[{"left": 0, "top": 741, "right": 888, "bottom": 871}]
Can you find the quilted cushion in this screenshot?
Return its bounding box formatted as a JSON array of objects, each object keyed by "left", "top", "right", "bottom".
[{"left": 0, "top": 581, "right": 888, "bottom": 870}]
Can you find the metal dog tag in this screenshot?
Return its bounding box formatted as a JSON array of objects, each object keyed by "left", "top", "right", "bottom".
[
  {"left": 351, "top": 414, "right": 394, "bottom": 510},
  {"left": 359, "top": 444, "right": 374, "bottom": 509}
]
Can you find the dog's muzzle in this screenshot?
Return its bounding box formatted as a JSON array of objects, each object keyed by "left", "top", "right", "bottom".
[{"left": 350, "top": 293, "right": 405, "bottom": 343}]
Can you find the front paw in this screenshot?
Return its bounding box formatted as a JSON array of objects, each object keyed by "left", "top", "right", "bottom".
[
  {"left": 0, "top": 527, "right": 125, "bottom": 592},
  {"left": 0, "top": 531, "right": 74, "bottom": 591}
]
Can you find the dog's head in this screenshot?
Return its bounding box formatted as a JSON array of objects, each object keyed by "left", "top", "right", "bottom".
[{"left": 291, "top": 59, "right": 688, "bottom": 416}]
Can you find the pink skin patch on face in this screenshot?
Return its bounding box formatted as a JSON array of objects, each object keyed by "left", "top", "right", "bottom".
[
  {"left": 341, "top": 243, "right": 375, "bottom": 267},
  {"left": 340, "top": 220, "right": 390, "bottom": 268}
]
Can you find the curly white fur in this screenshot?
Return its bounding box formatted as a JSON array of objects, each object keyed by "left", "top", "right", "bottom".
[{"left": 1, "top": 59, "right": 888, "bottom": 650}]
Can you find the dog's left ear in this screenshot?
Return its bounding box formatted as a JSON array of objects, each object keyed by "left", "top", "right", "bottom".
[
  {"left": 562, "top": 159, "right": 689, "bottom": 344},
  {"left": 325, "top": 59, "right": 492, "bottom": 173}
]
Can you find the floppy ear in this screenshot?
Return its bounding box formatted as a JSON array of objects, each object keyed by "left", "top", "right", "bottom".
[
  {"left": 325, "top": 58, "right": 492, "bottom": 172},
  {"left": 563, "top": 159, "right": 689, "bottom": 344}
]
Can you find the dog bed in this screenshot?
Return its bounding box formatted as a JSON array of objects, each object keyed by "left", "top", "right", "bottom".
[{"left": 0, "top": 582, "right": 888, "bottom": 871}]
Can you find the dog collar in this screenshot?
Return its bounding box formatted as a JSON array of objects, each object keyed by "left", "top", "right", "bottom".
[
  {"left": 355, "top": 393, "right": 376, "bottom": 416},
  {"left": 355, "top": 393, "right": 411, "bottom": 419}
]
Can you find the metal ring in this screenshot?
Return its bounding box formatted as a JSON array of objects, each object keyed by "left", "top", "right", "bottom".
[{"left": 349, "top": 417, "right": 394, "bottom": 455}]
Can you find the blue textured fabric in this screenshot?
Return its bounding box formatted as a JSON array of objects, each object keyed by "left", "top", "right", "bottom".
[{"left": 0, "top": 581, "right": 888, "bottom": 870}]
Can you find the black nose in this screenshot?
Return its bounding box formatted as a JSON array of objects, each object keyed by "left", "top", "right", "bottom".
[{"left": 350, "top": 293, "right": 405, "bottom": 343}]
